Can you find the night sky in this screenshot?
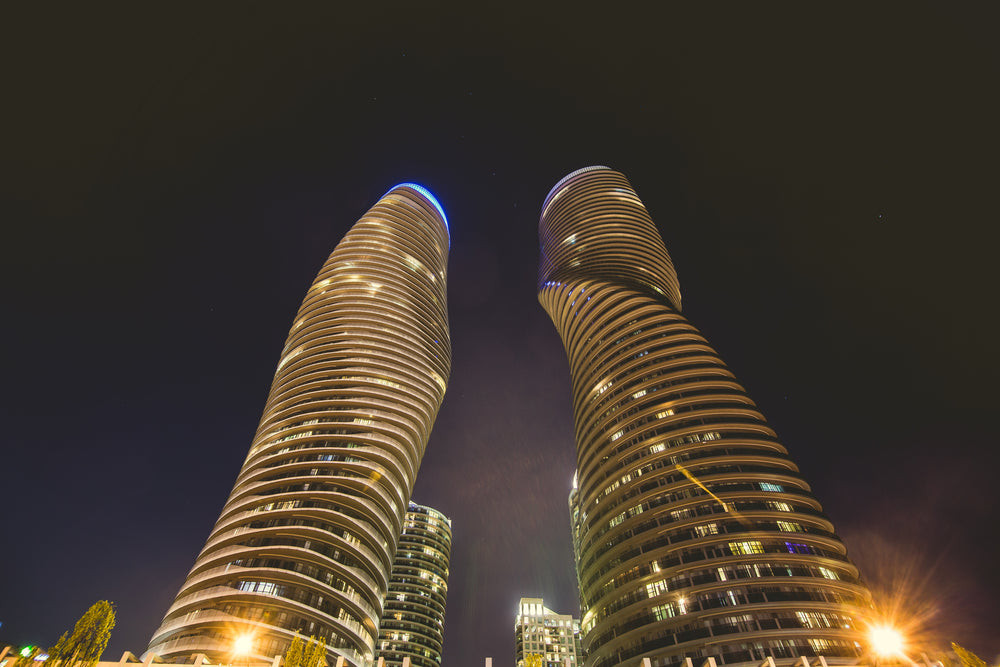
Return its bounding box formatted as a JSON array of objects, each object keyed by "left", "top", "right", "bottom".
[{"left": 3, "top": 3, "right": 998, "bottom": 665}]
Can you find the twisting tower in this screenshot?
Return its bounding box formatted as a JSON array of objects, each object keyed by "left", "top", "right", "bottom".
[
  {"left": 376, "top": 502, "right": 452, "bottom": 667},
  {"left": 147, "top": 184, "right": 451, "bottom": 667},
  {"left": 539, "top": 167, "right": 871, "bottom": 667}
]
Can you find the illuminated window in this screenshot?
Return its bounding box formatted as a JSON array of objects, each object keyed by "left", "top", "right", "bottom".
[
  {"left": 797, "top": 611, "right": 837, "bottom": 629},
  {"left": 776, "top": 521, "right": 804, "bottom": 532},
  {"left": 760, "top": 482, "right": 784, "bottom": 492},
  {"left": 645, "top": 579, "right": 668, "bottom": 597},
  {"left": 808, "top": 638, "right": 836, "bottom": 652},
  {"left": 728, "top": 540, "right": 764, "bottom": 555},
  {"left": 694, "top": 523, "right": 719, "bottom": 537},
  {"left": 652, "top": 602, "right": 676, "bottom": 621},
  {"left": 785, "top": 542, "right": 815, "bottom": 555}
]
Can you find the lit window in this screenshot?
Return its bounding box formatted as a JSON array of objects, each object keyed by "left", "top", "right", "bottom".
[
  {"left": 785, "top": 542, "right": 815, "bottom": 555},
  {"left": 776, "top": 521, "right": 804, "bottom": 533},
  {"left": 808, "top": 638, "right": 836, "bottom": 652},
  {"left": 645, "top": 579, "right": 668, "bottom": 597},
  {"left": 728, "top": 540, "right": 764, "bottom": 555},
  {"left": 797, "top": 611, "right": 836, "bottom": 628},
  {"left": 694, "top": 523, "right": 719, "bottom": 537},
  {"left": 760, "top": 482, "right": 784, "bottom": 492},
  {"left": 652, "top": 602, "right": 675, "bottom": 620}
]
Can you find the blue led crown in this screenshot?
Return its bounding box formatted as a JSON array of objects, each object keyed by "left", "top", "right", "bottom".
[{"left": 385, "top": 183, "right": 450, "bottom": 242}]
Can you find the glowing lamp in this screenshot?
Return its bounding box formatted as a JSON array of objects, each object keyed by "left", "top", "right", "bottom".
[
  {"left": 233, "top": 634, "right": 254, "bottom": 656},
  {"left": 870, "top": 625, "right": 905, "bottom": 657}
]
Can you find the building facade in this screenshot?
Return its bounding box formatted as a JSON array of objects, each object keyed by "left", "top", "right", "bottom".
[
  {"left": 376, "top": 503, "right": 452, "bottom": 667},
  {"left": 147, "top": 184, "right": 452, "bottom": 667},
  {"left": 538, "top": 167, "right": 872, "bottom": 667},
  {"left": 515, "top": 598, "right": 584, "bottom": 667}
]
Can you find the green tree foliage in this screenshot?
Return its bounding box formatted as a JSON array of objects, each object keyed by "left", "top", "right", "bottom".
[
  {"left": 46, "top": 600, "right": 116, "bottom": 667},
  {"left": 951, "top": 643, "right": 988, "bottom": 667},
  {"left": 284, "top": 636, "right": 325, "bottom": 667},
  {"left": 303, "top": 637, "right": 326, "bottom": 667},
  {"left": 284, "top": 637, "right": 305, "bottom": 667},
  {"left": 14, "top": 646, "right": 42, "bottom": 667}
]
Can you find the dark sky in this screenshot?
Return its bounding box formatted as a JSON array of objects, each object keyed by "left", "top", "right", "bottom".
[{"left": 2, "top": 3, "right": 998, "bottom": 665}]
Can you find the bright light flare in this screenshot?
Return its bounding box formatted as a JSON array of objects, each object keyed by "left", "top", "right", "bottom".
[
  {"left": 233, "top": 634, "right": 254, "bottom": 656},
  {"left": 870, "top": 625, "right": 905, "bottom": 657}
]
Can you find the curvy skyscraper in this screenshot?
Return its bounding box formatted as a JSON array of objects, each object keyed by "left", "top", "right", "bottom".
[
  {"left": 376, "top": 502, "right": 452, "bottom": 667},
  {"left": 147, "top": 184, "right": 451, "bottom": 667},
  {"left": 539, "top": 167, "right": 871, "bottom": 667}
]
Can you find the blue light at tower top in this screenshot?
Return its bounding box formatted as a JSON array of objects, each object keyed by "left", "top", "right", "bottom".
[{"left": 385, "top": 182, "right": 450, "bottom": 240}]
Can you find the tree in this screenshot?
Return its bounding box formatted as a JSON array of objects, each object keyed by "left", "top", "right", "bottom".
[
  {"left": 46, "top": 600, "right": 116, "bottom": 667},
  {"left": 303, "top": 637, "right": 326, "bottom": 667},
  {"left": 14, "top": 646, "right": 42, "bottom": 667},
  {"left": 284, "top": 635, "right": 325, "bottom": 667},
  {"left": 951, "top": 643, "right": 988, "bottom": 667},
  {"left": 284, "top": 636, "right": 305, "bottom": 667},
  {"left": 525, "top": 654, "right": 544, "bottom": 667}
]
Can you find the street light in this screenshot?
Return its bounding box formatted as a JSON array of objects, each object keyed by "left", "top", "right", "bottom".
[
  {"left": 870, "top": 625, "right": 905, "bottom": 657},
  {"left": 234, "top": 633, "right": 254, "bottom": 667},
  {"left": 869, "top": 624, "right": 917, "bottom": 666}
]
